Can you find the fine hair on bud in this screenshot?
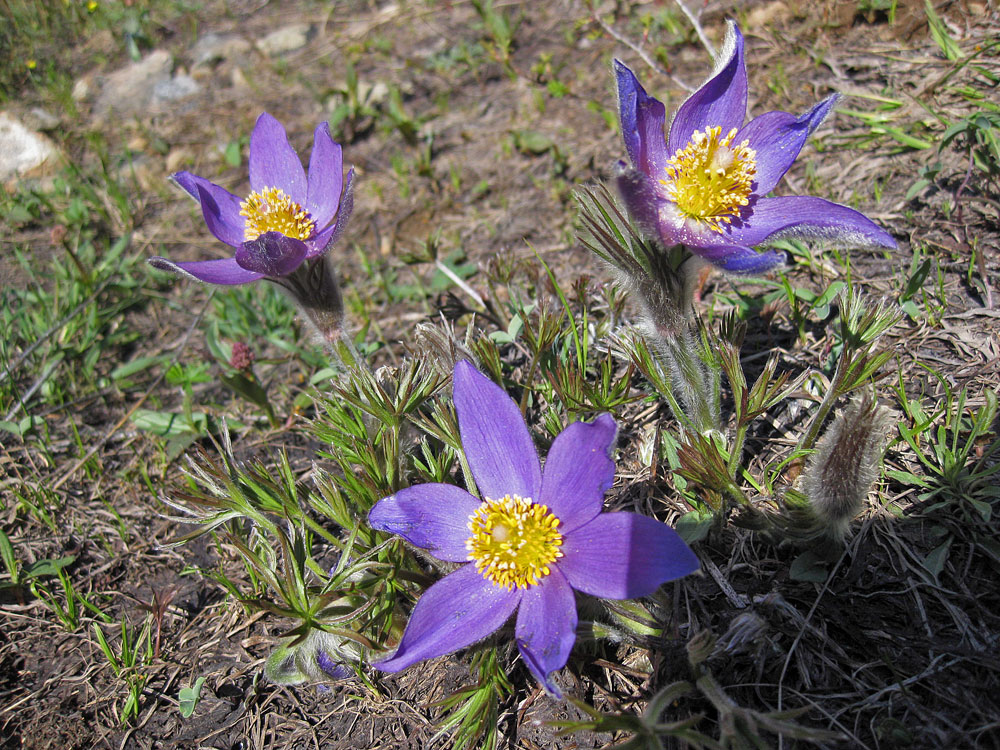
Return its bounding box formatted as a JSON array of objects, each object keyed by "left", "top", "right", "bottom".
[
  {"left": 801, "top": 394, "right": 895, "bottom": 539},
  {"left": 272, "top": 253, "right": 346, "bottom": 346},
  {"left": 410, "top": 314, "right": 478, "bottom": 377}
]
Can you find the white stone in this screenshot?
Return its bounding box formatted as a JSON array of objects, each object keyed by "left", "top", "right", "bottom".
[
  {"left": 94, "top": 49, "right": 173, "bottom": 115},
  {"left": 192, "top": 33, "right": 251, "bottom": 68},
  {"left": 0, "top": 112, "right": 61, "bottom": 182},
  {"left": 255, "top": 24, "right": 311, "bottom": 56}
]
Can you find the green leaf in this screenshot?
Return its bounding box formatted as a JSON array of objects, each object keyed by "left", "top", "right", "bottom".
[
  {"left": 789, "top": 549, "right": 829, "bottom": 582},
  {"left": 22, "top": 556, "right": 76, "bottom": 579},
  {"left": 220, "top": 372, "right": 270, "bottom": 410},
  {"left": 922, "top": 537, "right": 952, "bottom": 581},
  {"left": 924, "top": 0, "right": 962, "bottom": 61},
  {"left": 675, "top": 508, "right": 713, "bottom": 544},
  {"left": 0, "top": 530, "right": 18, "bottom": 580},
  {"left": 178, "top": 676, "right": 206, "bottom": 718}
]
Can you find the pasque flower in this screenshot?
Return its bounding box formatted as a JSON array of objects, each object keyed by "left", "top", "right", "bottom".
[
  {"left": 151, "top": 112, "right": 353, "bottom": 285},
  {"left": 614, "top": 22, "right": 896, "bottom": 275},
  {"left": 150, "top": 113, "right": 354, "bottom": 342},
  {"left": 368, "top": 361, "right": 698, "bottom": 696}
]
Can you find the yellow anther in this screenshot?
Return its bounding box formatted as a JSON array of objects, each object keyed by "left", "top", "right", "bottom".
[
  {"left": 659, "top": 125, "right": 757, "bottom": 233},
  {"left": 466, "top": 495, "right": 563, "bottom": 590},
  {"left": 240, "top": 187, "right": 316, "bottom": 242}
]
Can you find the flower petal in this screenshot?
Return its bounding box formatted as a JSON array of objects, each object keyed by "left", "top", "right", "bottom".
[
  {"left": 453, "top": 360, "right": 542, "bottom": 502},
  {"left": 374, "top": 564, "right": 521, "bottom": 673},
  {"left": 147, "top": 256, "right": 264, "bottom": 285},
  {"left": 738, "top": 94, "right": 839, "bottom": 196},
  {"left": 307, "top": 168, "right": 354, "bottom": 259},
  {"left": 539, "top": 414, "right": 617, "bottom": 534},
  {"left": 235, "top": 232, "right": 309, "bottom": 277},
  {"left": 615, "top": 60, "right": 669, "bottom": 177},
  {"left": 515, "top": 568, "right": 577, "bottom": 698},
  {"left": 249, "top": 112, "right": 307, "bottom": 204},
  {"left": 693, "top": 243, "right": 786, "bottom": 275},
  {"left": 668, "top": 21, "right": 747, "bottom": 155},
  {"left": 316, "top": 650, "right": 351, "bottom": 680},
  {"left": 615, "top": 163, "right": 672, "bottom": 243},
  {"left": 175, "top": 178, "right": 244, "bottom": 247},
  {"left": 558, "top": 512, "right": 699, "bottom": 599},
  {"left": 306, "top": 121, "right": 343, "bottom": 228},
  {"left": 368, "top": 484, "right": 482, "bottom": 562},
  {"left": 725, "top": 195, "right": 897, "bottom": 250}
]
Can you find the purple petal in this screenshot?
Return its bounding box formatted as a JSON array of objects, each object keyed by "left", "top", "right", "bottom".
[
  {"left": 175, "top": 179, "right": 244, "bottom": 247},
  {"left": 558, "top": 512, "right": 699, "bottom": 599},
  {"left": 148, "top": 256, "right": 264, "bottom": 285},
  {"left": 725, "top": 195, "right": 897, "bottom": 250},
  {"left": 615, "top": 163, "right": 672, "bottom": 243},
  {"left": 453, "top": 360, "right": 542, "bottom": 502},
  {"left": 305, "top": 122, "right": 343, "bottom": 229},
  {"left": 368, "top": 484, "right": 482, "bottom": 562},
  {"left": 615, "top": 60, "right": 669, "bottom": 177},
  {"left": 316, "top": 650, "right": 351, "bottom": 680},
  {"left": 307, "top": 168, "right": 354, "bottom": 259},
  {"left": 249, "top": 112, "right": 307, "bottom": 204},
  {"left": 668, "top": 21, "right": 747, "bottom": 155},
  {"left": 515, "top": 568, "right": 576, "bottom": 698},
  {"left": 693, "top": 244, "right": 787, "bottom": 275},
  {"left": 235, "top": 232, "right": 309, "bottom": 277},
  {"left": 738, "top": 95, "right": 839, "bottom": 195},
  {"left": 374, "top": 564, "right": 521, "bottom": 673},
  {"left": 539, "top": 414, "right": 617, "bottom": 535}
]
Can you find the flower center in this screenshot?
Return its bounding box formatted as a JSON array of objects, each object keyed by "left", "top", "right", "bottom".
[
  {"left": 660, "top": 126, "right": 757, "bottom": 233},
  {"left": 240, "top": 187, "right": 316, "bottom": 242},
  {"left": 466, "top": 494, "right": 563, "bottom": 590}
]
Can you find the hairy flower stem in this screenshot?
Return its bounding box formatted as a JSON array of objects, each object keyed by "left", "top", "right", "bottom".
[
  {"left": 797, "top": 352, "right": 851, "bottom": 456},
  {"left": 658, "top": 332, "right": 720, "bottom": 435}
]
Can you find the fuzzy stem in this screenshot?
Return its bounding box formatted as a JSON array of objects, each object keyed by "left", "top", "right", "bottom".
[{"left": 798, "top": 353, "right": 850, "bottom": 455}]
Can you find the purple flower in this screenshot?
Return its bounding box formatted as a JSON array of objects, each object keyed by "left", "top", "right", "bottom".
[
  {"left": 150, "top": 112, "right": 354, "bottom": 285},
  {"left": 368, "top": 361, "right": 698, "bottom": 696},
  {"left": 614, "top": 22, "right": 896, "bottom": 275}
]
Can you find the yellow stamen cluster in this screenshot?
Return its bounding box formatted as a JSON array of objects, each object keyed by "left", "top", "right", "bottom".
[
  {"left": 466, "top": 495, "right": 563, "bottom": 590},
  {"left": 240, "top": 187, "right": 316, "bottom": 242},
  {"left": 660, "top": 126, "right": 757, "bottom": 233}
]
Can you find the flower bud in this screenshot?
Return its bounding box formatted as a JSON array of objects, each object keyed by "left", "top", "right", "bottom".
[{"left": 801, "top": 395, "right": 894, "bottom": 538}]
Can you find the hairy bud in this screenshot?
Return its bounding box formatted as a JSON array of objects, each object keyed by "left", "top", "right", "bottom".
[{"left": 801, "top": 395, "right": 895, "bottom": 538}]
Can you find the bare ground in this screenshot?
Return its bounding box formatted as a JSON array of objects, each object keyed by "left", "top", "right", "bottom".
[{"left": 2, "top": 1, "right": 999, "bottom": 748}]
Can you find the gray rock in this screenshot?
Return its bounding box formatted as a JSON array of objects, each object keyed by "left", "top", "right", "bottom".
[
  {"left": 255, "top": 24, "right": 312, "bottom": 56},
  {"left": 24, "top": 107, "right": 60, "bottom": 131},
  {"left": 0, "top": 111, "right": 61, "bottom": 182},
  {"left": 191, "top": 33, "right": 251, "bottom": 68},
  {"left": 152, "top": 73, "right": 200, "bottom": 104},
  {"left": 94, "top": 49, "right": 173, "bottom": 115}
]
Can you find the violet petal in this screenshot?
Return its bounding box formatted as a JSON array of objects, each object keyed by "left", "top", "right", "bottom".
[
  {"left": 726, "top": 195, "right": 897, "bottom": 250},
  {"left": 615, "top": 60, "right": 669, "bottom": 176},
  {"left": 539, "top": 414, "right": 617, "bottom": 535},
  {"left": 668, "top": 21, "right": 747, "bottom": 155},
  {"left": 307, "top": 168, "right": 354, "bottom": 259},
  {"left": 693, "top": 243, "right": 787, "bottom": 275},
  {"left": 305, "top": 121, "right": 343, "bottom": 229},
  {"left": 316, "top": 650, "right": 351, "bottom": 680},
  {"left": 374, "top": 564, "right": 521, "bottom": 673},
  {"left": 183, "top": 181, "right": 244, "bottom": 247},
  {"left": 235, "top": 232, "right": 309, "bottom": 277},
  {"left": 148, "top": 256, "right": 264, "bottom": 285},
  {"left": 368, "top": 484, "right": 482, "bottom": 563},
  {"left": 558, "top": 512, "right": 699, "bottom": 599},
  {"left": 615, "top": 163, "right": 671, "bottom": 243},
  {"left": 738, "top": 94, "right": 839, "bottom": 196},
  {"left": 248, "top": 112, "right": 307, "bottom": 204},
  {"left": 453, "top": 361, "right": 542, "bottom": 502},
  {"left": 515, "top": 568, "right": 577, "bottom": 698}
]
